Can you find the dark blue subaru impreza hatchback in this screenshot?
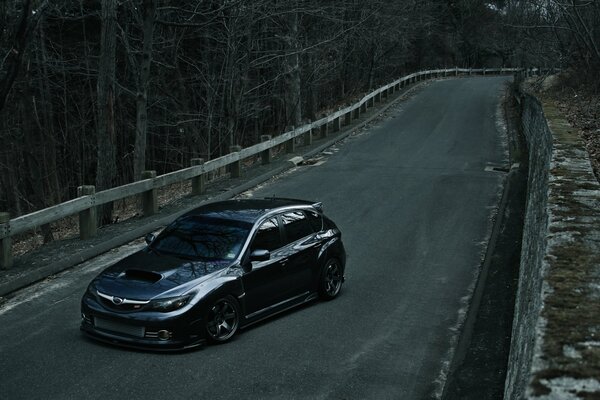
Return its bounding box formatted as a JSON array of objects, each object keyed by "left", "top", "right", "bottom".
[{"left": 81, "top": 198, "right": 346, "bottom": 350}]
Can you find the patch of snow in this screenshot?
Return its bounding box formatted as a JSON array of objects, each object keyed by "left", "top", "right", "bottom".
[
  {"left": 531, "top": 377, "right": 600, "bottom": 399},
  {"left": 562, "top": 345, "right": 582, "bottom": 359}
]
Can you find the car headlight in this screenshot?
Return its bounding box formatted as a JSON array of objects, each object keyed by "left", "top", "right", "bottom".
[{"left": 148, "top": 294, "right": 192, "bottom": 312}]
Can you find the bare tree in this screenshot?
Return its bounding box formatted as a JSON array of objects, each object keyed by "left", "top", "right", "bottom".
[
  {"left": 133, "top": 0, "right": 157, "bottom": 181},
  {"left": 0, "top": 0, "right": 48, "bottom": 112},
  {"left": 96, "top": 0, "right": 117, "bottom": 224}
]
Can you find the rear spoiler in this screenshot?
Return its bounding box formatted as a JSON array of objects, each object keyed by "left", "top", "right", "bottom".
[
  {"left": 311, "top": 202, "right": 323, "bottom": 212},
  {"left": 263, "top": 197, "right": 323, "bottom": 212}
]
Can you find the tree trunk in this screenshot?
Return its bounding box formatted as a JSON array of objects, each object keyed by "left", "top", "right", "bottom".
[
  {"left": 284, "top": 5, "right": 302, "bottom": 128},
  {"left": 37, "top": 20, "right": 61, "bottom": 206},
  {"left": 133, "top": 0, "right": 157, "bottom": 181},
  {"left": 96, "top": 0, "right": 117, "bottom": 224},
  {"left": 0, "top": 0, "right": 48, "bottom": 113}
]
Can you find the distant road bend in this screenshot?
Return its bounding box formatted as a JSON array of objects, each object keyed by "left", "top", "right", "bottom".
[{"left": 0, "top": 76, "right": 511, "bottom": 400}]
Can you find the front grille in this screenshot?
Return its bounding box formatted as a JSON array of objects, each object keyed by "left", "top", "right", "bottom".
[
  {"left": 99, "top": 297, "right": 144, "bottom": 312},
  {"left": 94, "top": 317, "right": 145, "bottom": 338}
]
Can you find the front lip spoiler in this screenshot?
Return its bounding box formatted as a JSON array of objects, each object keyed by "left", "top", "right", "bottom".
[{"left": 80, "top": 325, "right": 206, "bottom": 353}]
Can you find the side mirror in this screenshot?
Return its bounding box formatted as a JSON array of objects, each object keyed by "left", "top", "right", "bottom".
[
  {"left": 145, "top": 233, "right": 156, "bottom": 245},
  {"left": 243, "top": 249, "right": 270, "bottom": 273},
  {"left": 250, "top": 249, "right": 270, "bottom": 262}
]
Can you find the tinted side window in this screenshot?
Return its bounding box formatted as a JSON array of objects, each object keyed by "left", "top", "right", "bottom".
[
  {"left": 306, "top": 210, "right": 323, "bottom": 232},
  {"left": 251, "top": 218, "right": 281, "bottom": 252},
  {"left": 323, "top": 216, "right": 338, "bottom": 230},
  {"left": 281, "top": 211, "right": 313, "bottom": 244}
]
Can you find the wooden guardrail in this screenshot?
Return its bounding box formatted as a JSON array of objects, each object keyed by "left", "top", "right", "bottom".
[{"left": 0, "top": 66, "right": 549, "bottom": 268}]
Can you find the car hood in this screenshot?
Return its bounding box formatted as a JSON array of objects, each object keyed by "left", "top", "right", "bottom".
[{"left": 92, "top": 249, "right": 234, "bottom": 300}]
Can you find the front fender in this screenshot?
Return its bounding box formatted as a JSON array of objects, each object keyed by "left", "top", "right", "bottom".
[{"left": 187, "top": 270, "right": 244, "bottom": 312}]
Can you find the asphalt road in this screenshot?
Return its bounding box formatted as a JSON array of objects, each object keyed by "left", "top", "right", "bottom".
[{"left": 0, "top": 76, "right": 511, "bottom": 400}]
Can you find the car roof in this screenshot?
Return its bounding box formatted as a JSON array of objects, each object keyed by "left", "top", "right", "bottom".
[{"left": 180, "top": 198, "right": 317, "bottom": 224}]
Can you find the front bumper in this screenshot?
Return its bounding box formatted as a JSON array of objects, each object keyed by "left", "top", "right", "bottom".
[{"left": 80, "top": 294, "right": 206, "bottom": 351}]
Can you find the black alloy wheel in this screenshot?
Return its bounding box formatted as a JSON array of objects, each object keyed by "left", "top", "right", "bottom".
[
  {"left": 205, "top": 296, "right": 240, "bottom": 343},
  {"left": 319, "top": 259, "right": 343, "bottom": 300}
]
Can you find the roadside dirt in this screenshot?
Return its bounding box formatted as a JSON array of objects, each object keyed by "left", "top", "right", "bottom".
[{"left": 527, "top": 73, "right": 600, "bottom": 183}]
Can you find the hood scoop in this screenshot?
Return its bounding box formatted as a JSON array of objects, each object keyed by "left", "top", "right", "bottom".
[{"left": 122, "top": 269, "right": 162, "bottom": 283}]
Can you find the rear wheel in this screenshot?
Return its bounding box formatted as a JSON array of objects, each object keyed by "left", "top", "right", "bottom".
[
  {"left": 205, "top": 296, "right": 240, "bottom": 343},
  {"left": 318, "top": 259, "right": 343, "bottom": 300}
]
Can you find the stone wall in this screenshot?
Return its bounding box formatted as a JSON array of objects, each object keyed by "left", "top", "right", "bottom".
[{"left": 505, "top": 90, "right": 600, "bottom": 399}]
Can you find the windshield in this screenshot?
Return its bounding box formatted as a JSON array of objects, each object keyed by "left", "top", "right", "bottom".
[{"left": 150, "top": 216, "right": 251, "bottom": 261}]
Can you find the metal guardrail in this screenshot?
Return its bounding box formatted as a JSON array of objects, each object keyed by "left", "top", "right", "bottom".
[{"left": 0, "top": 66, "right": 549, "bottom": 268}]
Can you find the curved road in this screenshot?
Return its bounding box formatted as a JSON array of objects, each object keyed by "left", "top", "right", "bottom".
[{"left": 0, "top": 76, "right": 510, "bottom": 400}]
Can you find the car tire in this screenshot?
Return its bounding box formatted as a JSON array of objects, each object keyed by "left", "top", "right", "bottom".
[
  {"left": 318, "top": 258, "right": 343, "bottom": 300},
  {"left": 205, "top": 296, "right": 240, "bottom": 343}
]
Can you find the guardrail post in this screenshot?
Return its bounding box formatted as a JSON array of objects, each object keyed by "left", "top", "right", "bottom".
[
  {"left": 191, "top": 158, "right": 205, "bottom": 195},
  {"left": 483, "top": 68, "right": 486, "bottom": 75},
  {"left": 229, "top": 145, "right": 243, "bottom": 177},
  {"left": 140, "top": 171, "right": 158, "bottom": 216},
  {"left": 368, "top": 96, "right": 375, "bottom": 108},
  {"left": 0, "top": 212, "right": 13, "bottom": 269},
  {"left": 320, "top": 114, "right": 328, "bottom": 138},
  {"left": 455, "top": 67, "right": 458, "bottom": 76},
  {"left": 333, "top": 110, "right": 341, "bottom": 132},
  {"left": 260, "top": 135, "right": 272, "bottom": 164},
  {"left": 77, "top": 185, "right": 97, "bottom": 240},
  {"left": 304, "top": 122, "right": 313, "bottom": 146},
  {"left": 344, "top": 110, "right": 352, "bottom": 125},
  {"left": 284, "top": 128, "right": 295, "bottom": 154}
]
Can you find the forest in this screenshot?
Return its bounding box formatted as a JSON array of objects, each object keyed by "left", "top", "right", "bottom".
[{"left": 0, "top": 0, "right": 599, "bottom": 226}]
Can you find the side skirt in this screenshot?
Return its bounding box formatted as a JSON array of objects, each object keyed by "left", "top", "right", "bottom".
[{"left": 240, "top": 292, "right": 318, "bottom": 329}]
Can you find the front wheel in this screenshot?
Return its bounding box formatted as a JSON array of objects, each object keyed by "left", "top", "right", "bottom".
[
  {"left": 318, "top": 259, "right": 343, "bottom": 300},
  {"left": 205, "top": 296, "right": 240, "bottom": 343}
]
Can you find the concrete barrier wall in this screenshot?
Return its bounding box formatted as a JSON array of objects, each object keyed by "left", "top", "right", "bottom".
[
  {"left": 505, "top": 91, "right": 600, "bottom": 399},
  {"left": 504, "top": 92, "right": 552, "bottom": 399}
]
